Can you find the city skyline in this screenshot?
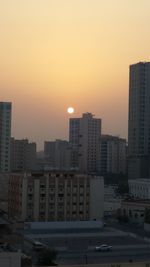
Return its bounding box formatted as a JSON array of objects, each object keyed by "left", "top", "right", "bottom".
[{"left": 1, "top": 1, "right": 150, "bottom": 149}]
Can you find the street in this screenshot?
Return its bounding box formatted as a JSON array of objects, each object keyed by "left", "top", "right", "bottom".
[
  {"left": 23, "top": 226, "right": 150, "bottom": 265},
  {"left": 57, "top": 247, "right": 150, "bottom": 265}
]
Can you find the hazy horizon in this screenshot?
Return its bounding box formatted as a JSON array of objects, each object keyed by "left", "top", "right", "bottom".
[{"left": 1, "top": 0, "right": 150, "bottom": 149}]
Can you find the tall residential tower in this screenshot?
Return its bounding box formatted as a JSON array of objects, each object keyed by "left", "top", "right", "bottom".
[
  {"left": 0, "top": 102, "right": 12, "bottom": 172},
  {"left": 69, "top": 113, "right": 101, "bottom": 174},
  {"left": 100, "top": 135, "right": 127, "bottom": 175},
  {"left": 128, "top": 62, "right": 150, "bottom": 178}
]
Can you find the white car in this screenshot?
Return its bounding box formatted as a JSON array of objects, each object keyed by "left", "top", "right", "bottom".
[{"left": 95, "top": 244, "right": 112, "bottom": 252}]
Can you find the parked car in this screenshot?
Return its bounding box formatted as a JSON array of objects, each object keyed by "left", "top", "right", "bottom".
[{"left": 95, "top": 244, "right": 112, "bottom": 252}]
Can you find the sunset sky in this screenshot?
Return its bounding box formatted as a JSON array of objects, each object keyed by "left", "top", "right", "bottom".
[{"left": 1, "top": 0, "right": 150, "bottom": 149}]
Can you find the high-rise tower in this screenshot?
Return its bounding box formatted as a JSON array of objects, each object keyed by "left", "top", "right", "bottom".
[
  {"left": 69, "top": 112, "right": 101, "bottom": 174},
  {"left": 128, "top": 62, "right": 150, "bottom": 178},
  {"left": 0, "top": 102, "right": 12, "bottom": 172}
]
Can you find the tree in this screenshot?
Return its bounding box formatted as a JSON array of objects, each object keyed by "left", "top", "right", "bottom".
[
  {"left": 37, "top": 248, "right": 57, "bottom": 266},
  {"left": 145, "top": 208, "right": 150, "bottom": 224},
  {"left": 116, "top": 208, "right": 129, "bottom": 223}
]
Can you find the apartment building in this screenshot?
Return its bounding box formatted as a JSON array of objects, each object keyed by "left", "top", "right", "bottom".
[
  {"left": 10, "top": 138, "right": 36, "bottom": 172},
  {"left": 100, "top": 135, "right": 127, "bottom": 175},
  {"left": 69, "top": 113, "right": 101, "bottom": 174},
  {"left": 0, "top": 102, "right": 12, "bottom": 172},
  {"left": 8, "top": 172, "right": 104, "bottom": 222},
  {"left": 44, "top": 139, "right": 71, "bottom": 170},
  {"left": 128, "top": 62, "right": 150, "bottom": 179}
]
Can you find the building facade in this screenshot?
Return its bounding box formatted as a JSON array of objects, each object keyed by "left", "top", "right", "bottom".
[
  {"left": 104, "top": 185, "right": 121, "bottom": 217},
  {"left": 10, "top": 138, "right": 37, "bottom": 172},
  {"left": 69, "top": 113, "right": 101, "bottom": 174},
  {"left": 0, "top": 102, "right": 12, "bottom": 172},
  {"left": 128, "top": 62, "right": 150, "bottom": 179},
  {"left": 121, "top": 199, "right": 150, "bottom": 224},
  {"left": 8, "top": 172, "right": 104, "bottom": 222},
  {"left": 100, "top": 135, "right": 127, "bottom": 175},
  {"left": 0, "top": 173, "right": 9, "bottom": 212},
  {"left": 0, "top": 251, "right": 21, "bottom": 267},
  {"left": 129, "top": 179, "right": 150, "bottom": 199},
  {"left": 44, "top": 139, "right": 71, "bottom": 170}
]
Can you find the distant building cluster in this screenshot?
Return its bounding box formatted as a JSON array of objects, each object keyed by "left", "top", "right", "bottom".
[
  {"left": 41, "top": 112, "right": 127, "bottom": 176},
  {"left": 0, "top": 101, "right": 127, "bottom": 177},
  {"left": 0, "top": 100, "right": 127, "bottom": 224},
  {"left": 0, "top": 102, "right": 127, "bottom": 177}
]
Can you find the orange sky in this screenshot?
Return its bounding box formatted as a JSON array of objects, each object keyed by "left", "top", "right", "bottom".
[{"left": 1, "top": 0, "right": 150, "bottom": 149}]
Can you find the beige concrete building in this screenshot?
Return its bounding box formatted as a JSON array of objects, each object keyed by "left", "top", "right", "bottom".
[
  {"left": 69, "top": 113, "right": 101, "bottom": 174},
  {"left": 8, "top": 172, "right": 104, "bottom": 222}
]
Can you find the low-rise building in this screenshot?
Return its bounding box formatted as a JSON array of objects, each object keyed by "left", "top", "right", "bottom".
[
  {"left": 104, "top": 199, "right": 121, "bottom": 217},
  {"left": 8, "top": 172, "right": 104, "bottom": 222},
  {"left": 104, "top": 185, "right": 118, "bottom": 201},
  {"left": 104, "top": 185, "right": 121, "bottom": 217},
  {"left": 120, "top": 199, "right": 150, "bottom": 224},
  {"left": 129, "top": 179, "right": 150, "bottom": 199},
  {"left": 0, "top": 251, "right": 21, "bottom": 267}
]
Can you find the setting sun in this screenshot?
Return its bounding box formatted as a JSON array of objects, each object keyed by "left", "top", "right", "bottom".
[{"left": 67, "top": 107, "right": 74, "bottom": 114}]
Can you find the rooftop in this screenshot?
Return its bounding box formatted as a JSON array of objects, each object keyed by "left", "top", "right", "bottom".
[
  {"left": 129, "top": 179, "right": 150, "bottom": 183},
  {"left": 122, "top": 198, "right": 150, "bottom": 204}
]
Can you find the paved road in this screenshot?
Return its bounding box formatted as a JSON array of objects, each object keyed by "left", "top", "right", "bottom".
[
  {"left": 29, "top": 244, "right": 150, "bottom": 265},
  {"left": 109, "top": 222, "right": 150, "bottom": 239},
  {"left": 23, "top": 226, "right": 150, "bottom": 265},
  {"left": 57, "top": 248, "right": 150, "bottom": 265},
  {"left": 38, "top": 234, "right": 148, "bottom": 252}
]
